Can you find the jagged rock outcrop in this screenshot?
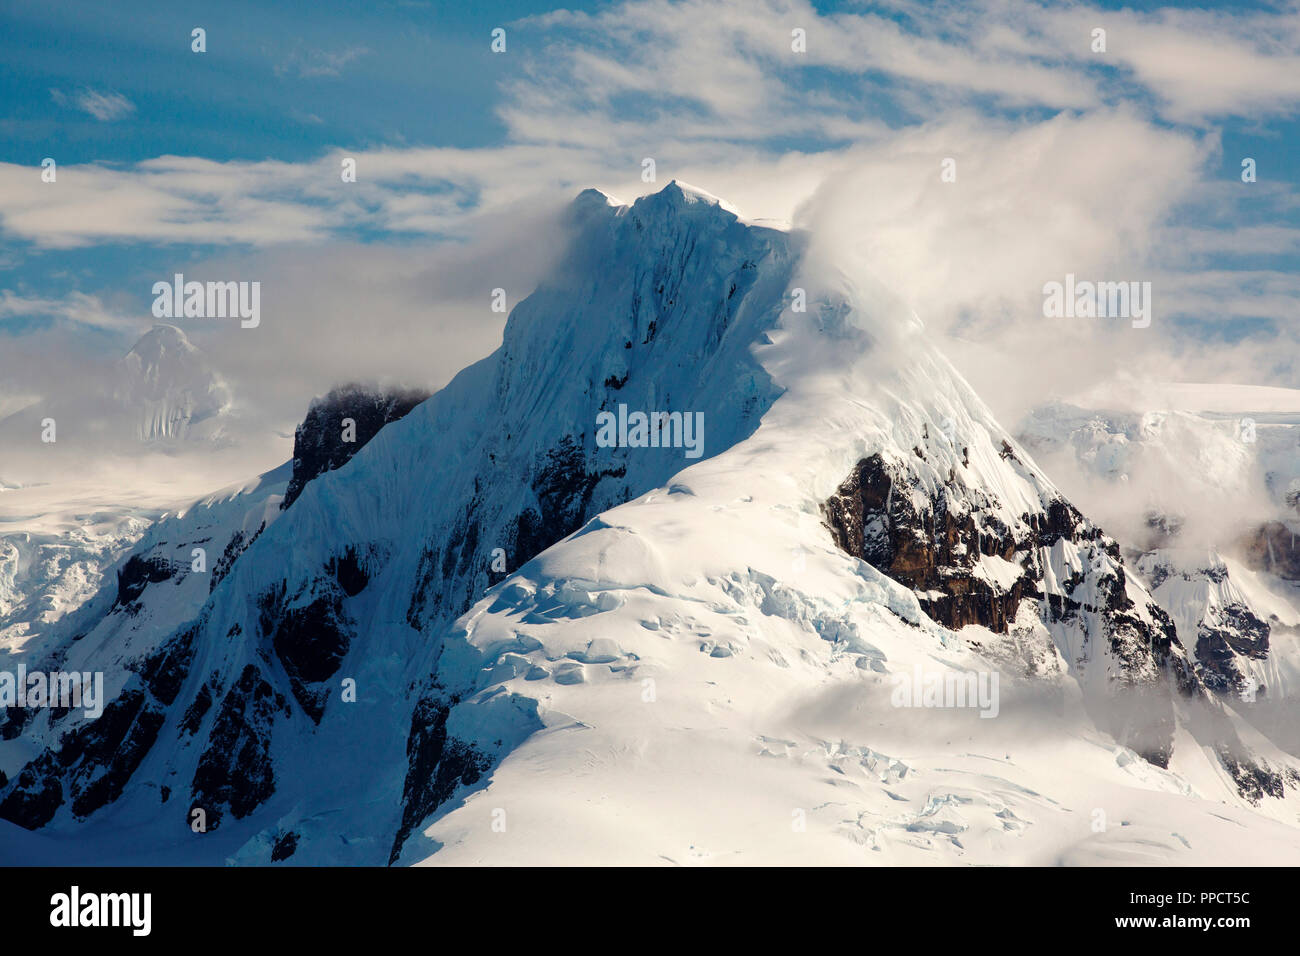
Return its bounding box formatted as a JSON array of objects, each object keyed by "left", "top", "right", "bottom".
[
  {"left": 113, "top": 553, "right": 179, "bottom": 611},
  {"left": 282, "top": 384, "right": 429, "bottom": 510},
  {"left": 0, "top": 625, "right": 196, "bottom": 827},
  {"left": 188, "top": 663, "right": 289, "bottom": 830},
  {"left": 823, "top": 449, "right": 1195, "bottom": 767},
  {"left": 1134, "top": 549, "right": 1274, "bottom": 700}
]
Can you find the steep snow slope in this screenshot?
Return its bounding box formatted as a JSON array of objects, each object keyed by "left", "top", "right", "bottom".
[
  {"left": 0, "top": 182, "right": 797, "bottom": 862},
  {"left": 0, "top": 464, "right": 290, "bottom": 795},
  {"left": 0, "top": 380, "right": 429, "bottom": 805},
  {"left": 2, "top": 183, "right": 1297, "bottom": 866}
]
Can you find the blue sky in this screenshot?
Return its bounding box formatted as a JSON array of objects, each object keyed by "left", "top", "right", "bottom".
[
  {"left": 1, "top": 0, "right": 573, "bottom": 161},
  {"left": 1, "top": 0, "right": 1298, "bottom": 430}
]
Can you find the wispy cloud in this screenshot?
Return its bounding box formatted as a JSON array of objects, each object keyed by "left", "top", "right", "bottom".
[
  {"left": 0, "top": 289, "right": 140, "bottom": 333},
  {"left": 276, "top": 45, "right": 371, "bottom": 79},
  {"left": 50, "top": 87, "right": 136, "bottom": 122},
  {"left": 6, "top": 0, "right": 1300, "bottom": 423}
]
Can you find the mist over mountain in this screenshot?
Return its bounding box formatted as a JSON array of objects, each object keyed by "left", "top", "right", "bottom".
[
  {"left": 113, "top": 324, "right": 233, "bottom": 443},
  {"left": 0, "top": 324, "right": 230, "bottom": 449}
]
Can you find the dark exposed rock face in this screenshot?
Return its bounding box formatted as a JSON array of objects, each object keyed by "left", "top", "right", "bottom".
[
  {"left": 387, "top": 684, "right": 544, "bottom": 864},
  {"left": 1216, "top": 746, "right": 1298, "bottom": 805},
  {"left": 511, "top": 436, "right": 628, "bottom": 572},
  {"left": 1197, "top": 604, "right": 1270, "bottom": 695},
  {"left": 1135, "top": 551, "right": 1272, "bottom": 700},
  {"left": 179, "top": 679, "right": 215, "bottom": 736},
  {"left": 210, "top": 524, "right": 264, "bottom": 593},
  {"left": 0, "top": 751, "right": 64, "bottom": 828},
  {"left": 0, "top": 627, "right": 197, "bottom": 828},
  {"left": 189, "top": 664, "right": 289, "bottom": 830},
  {"left": 114, "top": 553, "right": 178, "bottom": 610},
  {"left": 1, "top": 703, "right": 34, "bottom": 741},
  {"left": 257, "top": 582, "right": 352, "bottom": 724},
  {"left": 271, "top": 829, "right": 299, "bottom": 862},
  {"left": 388, "top": 694, "right": 492, "bottom": 864},
  {"left": 281, "top": 384, "right": 429, "bottom": 510},
  {"left": 823, "top": 454, "right": 1101, "bottom": 634},
  {"left": 327, "top": 546, "right": 370, "bottom": 597},
  {"left": 823, "top": 452, "right": 1194, "bottom": 768},
  {"left": 1242, "top": 521, "right": 1300, "bottom": 580},
  {"left": 406, "top": 435, "right": 628, "bottom": 630}
]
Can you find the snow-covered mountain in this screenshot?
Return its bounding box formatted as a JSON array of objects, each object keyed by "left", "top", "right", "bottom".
[
  {"left": 0, "top": 325, "right": 269, "bottom": 662},
  {"left": 113, "top": 324, "right": 233, "bottom": 442},
  {"left": 0, "top": 324, "right": 233, "bottom": 450},
  {"left": 2, "top": 182, "right": 1298, "bottom": 866},
  {"left": 1017, "top": 386, "right": 1300, "bottom": 771}
]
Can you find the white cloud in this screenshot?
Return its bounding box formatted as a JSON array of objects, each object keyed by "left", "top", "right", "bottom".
[
  {"left": 6, "top": 0, "right": 1300, "bottom": 447},
  {"left": 51, "top": 87, "right": 136, "bottom": 122},
  {"left": 276, "top": 45, "right": 371, "bottom": 79},
  {"left": 0, "top": 289, "right": 141, "bottom": 333}
]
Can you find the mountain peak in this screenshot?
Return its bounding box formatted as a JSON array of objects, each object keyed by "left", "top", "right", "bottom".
[
  {"left": 663, "top": 179, "right": 735, "bottom": 208},
  {"left": 573, "top": 186, "right": 622, "bottom": 208},
  {"left": 116, "top": 323, "right": 231, "bottom": 440},
  {"left": 127, "top": 323, "right": 198, "bottom": 360},
  {"left": 572, "top": 181, "right": 747, "bottom": 224},
  {"left": 633, "top": 179, "right": 742, "bottom": 219}
]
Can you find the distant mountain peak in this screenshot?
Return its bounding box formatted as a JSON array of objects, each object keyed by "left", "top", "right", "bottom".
[
  {"left": 116, "top": 323, "right": 231, "bottom": 441},
  {"left": 128, "top": 322, "right": 198, "bottom": 354}
]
